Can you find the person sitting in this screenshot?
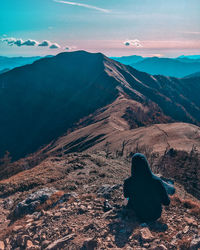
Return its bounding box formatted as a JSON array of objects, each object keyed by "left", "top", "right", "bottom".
[{"left": 123, "top": 153, "right": 170, "bottom": 222}]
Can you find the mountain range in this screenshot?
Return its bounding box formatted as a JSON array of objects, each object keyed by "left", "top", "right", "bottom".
[
  {"left": 0, "top": 51, "right": 200, "bottom": 249},
  {"left": 0, "top": 51, "right": 200, "bottom": 161},
  {"left": 0, "top": 56, "right": 42, "bottom": 72},
  {"left": 112, "top": 56, "right": 200, "bottom": 77}
]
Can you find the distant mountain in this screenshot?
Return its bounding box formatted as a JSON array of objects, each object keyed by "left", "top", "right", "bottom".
[
  {"left": 110, "top": 55, "right": 144, "bottom": 65},
  {"left": 0, "top": 51, "right": 200, "bottom": 161},
  {"left": 184, "top": 71, "right": 200, "bottom": 78},
  {"left": 0, "top": 56, "right": 42, "bottom": 72},
  {"left": 178, "top": 55, "right": 200, "bottom": 60},
  {"left": 176, "top": 57, "right": 200, "bottom": 64},
  {"left": 130, "top": 57, "right": 200, "bottom": 77}
]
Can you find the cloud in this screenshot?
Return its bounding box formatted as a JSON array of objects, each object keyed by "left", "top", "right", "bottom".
[
  {"left": 38, "top": 40, "right": 51, "bottom": 47},
  {"left": 54, "top": 0, "right": 110, "bottom": 13},
  {"left": 22, "top": 39, "right": 38, "bottom": 46},
  {"left": 49, "top": 43, "right": 60, "bottom": 49},
  {"left": 65, "top": 45, "right": 76, "bottom": 50},
  {"left": 123, "top": 39, "right": 143, "bottom": 48},
  {"left": 1, "top": 38, "right": 37, "bottom": 47},
  {"left": 1, "top": 37, "right": 61, "bottom": 49},
  {"left": 14, "top": 39, "right": 24, "bottom": 46},
  {"left": 1, "top": 37, "right": 18, "bottom": 46}
]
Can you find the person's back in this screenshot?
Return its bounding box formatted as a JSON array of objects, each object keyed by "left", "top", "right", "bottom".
[{"left": 124, "top": 153, "right": 170, "bottom": 222}]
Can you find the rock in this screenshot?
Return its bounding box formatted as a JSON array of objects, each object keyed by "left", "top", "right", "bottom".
[
  {"left": 26, "top": 240, "right": 34, "bottom": 248},
  {"left": 41, "top": 240, "right": 51, "bottom": 248},
  {"left": 103, "top": 200, "right": 113, "bottom": 212},
  {"left": 153, "top": 244, "right": 168, "bottom": 250},
  {"left": 140, "top": 228, "right": 153, "bottom": 242},
  {"left": 97, "top": 184, "right": 121, "bottom": 199},
  {"left": 184, "top": 217, "right": 198, "bottom": 226},
  {"left": 12, "top": 225, "right": 23, "bottom": 232},
  {"left": 12, "top": 187, "right": 57, "bottom": 219},
  {"left": 60, "top": 207, "right": 68, "bottom": 212},
  {"left": 25, "top": 240, "right": 40, "bottom": 250},
  {"left": 190, "top": 237, "right": 200, "bottom": 250},
  {"left": 56, "top": 192, "right": 78, "bottom": 205},
  {"left": 183, "top": 225, "right": 189, "bottom": 234},
  {"left": 82, "top": 238, "right": 98, "bottom": 250},
  {"left": 46, "top": 234, "right": 75, "bottom": 250},
  {"left": 0, "top": 241, "right": 5, "bottom": 250},
  {"left": 53, "top": 212, "right": 62, "bottom": 219}
]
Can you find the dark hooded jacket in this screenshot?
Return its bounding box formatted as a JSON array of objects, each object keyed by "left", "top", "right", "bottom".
[{"left": 123, "top": 153, "right": 170, "bottom": 222}]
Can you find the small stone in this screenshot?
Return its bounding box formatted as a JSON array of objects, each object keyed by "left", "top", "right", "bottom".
[
  {"left": 106, "top": 237, "right": 111, "bottom": 242},
  {"left": 26, "top": 240, "right": 34, "bottom": 248},
  {"left": 26, "top": 219, "right": 34, "bottom": 223},
  {"left": 153, "top": 244, "right": 168, "bottom": 250},
  {"left": 190, "top": 237, "right": 200, "bottom": 250},
  {"left": 53, "top": 212, "right": 62, "bottom": 218},
  {"left": 140, "top": 228, "right": 153, "bottom": 242},
  {"left": 83, "top": 238, "right": 98, "bottom": 250},
  {"left": 0, "top": 241, "right": 5, "bottom": 250},
  {"left": 25, "top": 223, "right": 33, "bottom": 229},
  {"left": 12, "top": 225, "right": 23, "bottom": 232},
  {"left": 60, "top": 208, "right": 68, "bottom": 212},
  {"left": 41, "top": 240, "right": 51, "bottom": 248},
  {"left": 183, "top": 225, "right": 189, "bottom": 234},
  {"left": 46, "top": 234, "right": 75, "bottom": 249}
]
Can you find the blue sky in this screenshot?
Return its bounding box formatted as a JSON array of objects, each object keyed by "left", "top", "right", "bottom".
[{"left": 0, "top": 0, "right": 200, "bottom": 57}]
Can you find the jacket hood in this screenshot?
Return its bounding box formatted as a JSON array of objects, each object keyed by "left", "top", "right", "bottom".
[{"left": 131, "top": 153, "right": 153, "bottom": 179}]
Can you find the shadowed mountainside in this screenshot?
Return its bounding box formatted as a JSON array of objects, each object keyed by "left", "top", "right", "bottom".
[{"left": 0, "top": 50, "right": 200, "bottom": 161}]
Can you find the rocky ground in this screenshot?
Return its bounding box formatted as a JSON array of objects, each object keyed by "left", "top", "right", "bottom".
[{"left": 0, "top": 152, "right": 199, "bottom": 249}]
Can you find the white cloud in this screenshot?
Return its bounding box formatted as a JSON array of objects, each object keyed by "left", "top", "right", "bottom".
[
  {"left": 1, "top": 37, "right": 62, "bottom": 49},
  {"left": 49, "top": 43, "right": 60, "bottom": 49},
  {"left": 123, "top": 39, "right": 143, "bottom": 48},
  {"left": 22, "top": 39, "right": 38, "bottom": 46},
  {"left": 54, "top": 0, "right": 110, "bottom": 13},
  {"left": 1, "top": 38, "right": 37, "bottom": 47},
  {"left": 38, "top": 40, "right": 51, "bottom": 47}
]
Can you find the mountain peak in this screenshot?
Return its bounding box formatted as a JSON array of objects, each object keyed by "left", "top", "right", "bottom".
[{"left": 0, "top": 51, "right": 199, "bottom": 161}]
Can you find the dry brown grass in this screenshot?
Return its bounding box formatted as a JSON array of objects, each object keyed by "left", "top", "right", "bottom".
[
  {"left": 171, "top": 194, "right": 200, "bottom": 219},
  {"left": 182, "top": 199, "right": 200, "bottom": 218}
]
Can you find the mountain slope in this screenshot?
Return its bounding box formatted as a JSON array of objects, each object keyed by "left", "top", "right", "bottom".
[
  {"left": 184, "top": 71, "right": 200, "bottom": 78},
  {"left": 0, "top": 51, "right": 200, "bottom": 161},
  {"left": 110, "top": 55, "right": 144, "bottom": 65}
]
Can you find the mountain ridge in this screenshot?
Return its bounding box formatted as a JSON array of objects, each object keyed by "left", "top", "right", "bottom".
[{"left": 0, "top": 50, "right": 200, "bottom": 161}]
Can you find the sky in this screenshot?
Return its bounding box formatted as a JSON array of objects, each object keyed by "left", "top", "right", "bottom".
[{"left": 0, "top": 0, "right": 200, "bottom": 57}]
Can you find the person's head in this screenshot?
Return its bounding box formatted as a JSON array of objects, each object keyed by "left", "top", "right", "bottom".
[{"left": 131, "top": 153, "right": 152, "bottom": 179}]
